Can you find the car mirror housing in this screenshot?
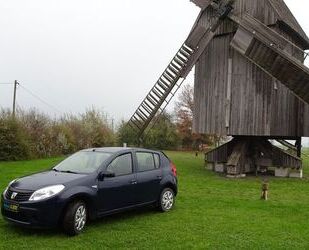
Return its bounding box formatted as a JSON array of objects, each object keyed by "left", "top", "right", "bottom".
[
  {"left": 98, "top": 171, "right": 115, "bottom": 181},
  {"left": 104, "top": 172, "right": 116, "bottom": 178}
]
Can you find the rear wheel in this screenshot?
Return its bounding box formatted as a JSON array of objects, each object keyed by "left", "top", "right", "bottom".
[
  {"left": 158, "top": 188, "right": 175, "bottom": 212},
  {"left": 63, "top": 200, "right": 87, "bottom": 236}
]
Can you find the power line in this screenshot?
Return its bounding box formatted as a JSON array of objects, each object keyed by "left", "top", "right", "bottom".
[
  {"left": 18, "top": 84, "right": 63, "bottom": 114},
  {"left": 0, "top": 83, "right": 14, "bottom": 85}
]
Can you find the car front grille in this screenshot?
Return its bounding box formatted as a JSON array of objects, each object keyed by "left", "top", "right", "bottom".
[{"left": 5, "top": 188, "right": 33, "bottom": 202}]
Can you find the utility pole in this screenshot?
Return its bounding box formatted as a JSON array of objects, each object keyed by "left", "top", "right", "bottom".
[
  {"left": 111, "top": 118, "right": 114, "bottom": 133},
  {"left": 12, "top": 80, "right": 19, "bottom": 117}
]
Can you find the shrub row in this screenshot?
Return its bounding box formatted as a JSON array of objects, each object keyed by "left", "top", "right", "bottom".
[
  {"left": 0, "top": 108, "right": 220, "bottom": 161},
  {"left": 0, "top": 108, "right": 115, "bottom": 161}
]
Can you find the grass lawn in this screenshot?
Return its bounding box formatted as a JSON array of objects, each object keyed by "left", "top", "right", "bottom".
[{"left": 1, "top": 151, "right": 309, "bottom": 249}]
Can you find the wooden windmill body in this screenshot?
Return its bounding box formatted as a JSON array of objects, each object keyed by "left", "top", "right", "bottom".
[
  {"left": 127, "top": 0, "right": 309, "bottom": 177},
  {"left": 193, "top": 0, "right": 309, "bottom": 177}
]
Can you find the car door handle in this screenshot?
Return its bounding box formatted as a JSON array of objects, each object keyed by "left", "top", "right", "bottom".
[{"left": 130, "top": 180, "right": 137, "bottom": 185}]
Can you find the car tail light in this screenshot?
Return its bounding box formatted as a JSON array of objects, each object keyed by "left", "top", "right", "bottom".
[{"left": 170, "top": 162, "right": 177, "bottom": 177}]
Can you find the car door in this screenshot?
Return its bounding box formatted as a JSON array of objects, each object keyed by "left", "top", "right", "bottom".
[
  {"left": 135, "top": 152, "right": 162, "bottom": 204},
  {"left": 98, "top": 153, "right": 137, "bottom": 213}
]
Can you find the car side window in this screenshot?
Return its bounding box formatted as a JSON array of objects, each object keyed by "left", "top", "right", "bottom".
[
  {"left": 136, "top": 152, "right": 158, "bottom": 172},
  {"left": 153, "top": 154, "right": 160, "bottom": 168},
  {"left": 106, "top": 153, "right": 133, "bottom": 176}
]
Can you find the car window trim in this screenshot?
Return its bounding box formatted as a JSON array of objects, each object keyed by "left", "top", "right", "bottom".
[
  {"left": 153, "top": 153, "right": 161, "bottom": 169},
  {"left": 106, "top": 152, "right": 134, "bottom": 177}
]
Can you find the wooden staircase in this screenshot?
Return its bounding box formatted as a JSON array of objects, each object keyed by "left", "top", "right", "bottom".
[
  {"left": 128, "top": 43, "right": 195, "bottom": 139},
  {"left": 128, "top": 0, "right": 235, "bottom": 140}
]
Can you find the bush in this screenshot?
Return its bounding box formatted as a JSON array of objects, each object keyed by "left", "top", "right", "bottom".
[
  {"left": 0, "top": 111, "right": 30, "bottom": 161},
  {"left": 0, "top": 108, "right": 116, "bottom": 161}
]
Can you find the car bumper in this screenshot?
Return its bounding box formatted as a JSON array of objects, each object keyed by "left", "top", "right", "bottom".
[{"left": 1, "top": 194, "right": 65, "bottom": 229}]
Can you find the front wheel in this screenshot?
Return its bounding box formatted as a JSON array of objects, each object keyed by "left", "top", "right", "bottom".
[
  {"left": 63, "top": 200, "right": 87, "bottom": 236},
  {"left": 158, "top": 188, "right": 175, "bottom": 212}
]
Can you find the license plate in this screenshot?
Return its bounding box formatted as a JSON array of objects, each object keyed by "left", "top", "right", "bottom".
[{"left": 3, "top": 202, "right": 19, "bottom": 213}]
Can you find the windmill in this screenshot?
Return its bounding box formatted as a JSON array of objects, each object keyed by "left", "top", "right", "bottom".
[{"left": 127, "top": 0, "right": 309, "bottom": 177}]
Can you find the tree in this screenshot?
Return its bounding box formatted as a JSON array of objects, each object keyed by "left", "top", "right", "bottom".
[
  {"left": 174, "top": 84, "right": 214, "bottom": 149},
  {"left": 143, "top": 113, "right": 180, "bottom": 150},
  {"left": 174, "top": 84, "right": 194, "bottom": 149},
  {"left": 117, "top": 121, "right": 140, "bottom": 147},
  {"left": 117, "top": 113, "right": 180, "bottom": 149}
]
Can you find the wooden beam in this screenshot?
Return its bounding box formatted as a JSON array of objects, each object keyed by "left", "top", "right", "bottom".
[
  {"left": 230, "top": 14, "right": 288, "bottom": 49},
  {"left": 230, "top": 14, "right": 309, "bottom": 105},
  {"left": 190, "top": 0, "right": 212, "bottom": 10},
  {"left": 296, "top": 137, "right": 302, "bottom": 158},
  {"left": 276, "top": 139, "right": 297, "bottom": 151},
  {"left": 186, "top": 23, "right": 211, "bottom": 48},
  {"left": 182, "top": 30, "right": 215, "bottom": 77},
  {"left": 225, "top": 58, "right": 232, "bottom": 130}
]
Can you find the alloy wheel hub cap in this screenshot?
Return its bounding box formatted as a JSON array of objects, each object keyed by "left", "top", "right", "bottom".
[
  {"left": 162, "top": 191, "right": 174, "bottom": 210},
  {"left": 75, "top": 205, "right": 86, "bottom": 231}
]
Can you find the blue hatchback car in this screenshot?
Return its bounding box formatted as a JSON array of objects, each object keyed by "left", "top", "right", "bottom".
[{"left": 1, "top": 147, "right": 178, "bottom": 235}]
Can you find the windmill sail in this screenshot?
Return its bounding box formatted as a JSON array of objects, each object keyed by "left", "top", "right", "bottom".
[
  {"left": 230, "top": 14, "right": 309, "bottom": 105},
  {"left": 127, "top": 1, "right": 235, "bottom": 140}
]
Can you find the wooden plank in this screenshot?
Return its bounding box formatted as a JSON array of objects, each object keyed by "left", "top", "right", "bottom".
[
  {"left": 225, "top": 58, "right": 232, "bottom": 129},
  {"left": 182, "top": 30, "right": 215, "bottom": 77},
  {"left": 230, "top": 27, "right": 254, "bottom": 55}
]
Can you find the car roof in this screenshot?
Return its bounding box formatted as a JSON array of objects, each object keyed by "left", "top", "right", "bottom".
[{"left": 81, "top": 147, "right": 161, "bottom": 154}]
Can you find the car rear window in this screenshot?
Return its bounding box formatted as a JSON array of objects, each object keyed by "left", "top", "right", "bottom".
[{"left": 136, "top": 152, "right": 159, "bottom": 172}]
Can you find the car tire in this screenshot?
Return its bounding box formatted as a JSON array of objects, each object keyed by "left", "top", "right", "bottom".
[
  {"left": 158, "top": 188, "right": 175, "bottom": 212},
  {"left": 63, "top": 200, "right": 87, "bottom": 236}
]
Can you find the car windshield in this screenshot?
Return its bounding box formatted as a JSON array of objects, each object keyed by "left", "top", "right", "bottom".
[{"left": 54, "top": 151, "right": 112, "bottom": 174}]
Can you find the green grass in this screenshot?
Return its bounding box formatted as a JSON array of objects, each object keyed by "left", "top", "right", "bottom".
[{"left": 1, "top": 151, "right": 309, "bottom": 249}]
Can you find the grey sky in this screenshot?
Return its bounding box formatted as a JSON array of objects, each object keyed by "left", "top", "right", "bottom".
[
  {"left": 0, "top": 0, "right": 198, "bottom": 120},
  {"left": 0, "top": 0, "right": 308, "bottom": 123}
]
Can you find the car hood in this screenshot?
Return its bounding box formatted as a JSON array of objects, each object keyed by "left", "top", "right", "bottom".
[{"left": 10, "top": 170, "right": 88, "bottom": 191}]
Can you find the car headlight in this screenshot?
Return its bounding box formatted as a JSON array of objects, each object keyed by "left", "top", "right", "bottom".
[
  {"left": 3, "top": 179, "right": 18, "bottom": 196},
  {"left": 29, "top": 185, "right": 65, "bottom": 201}
]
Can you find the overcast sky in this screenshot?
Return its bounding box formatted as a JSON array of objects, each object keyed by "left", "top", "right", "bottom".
[{"left": 0, "top": 0, "right": 308, "bottom": 123}]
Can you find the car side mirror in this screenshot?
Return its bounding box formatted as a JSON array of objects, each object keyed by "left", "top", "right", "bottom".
[
  {"left": 98, "top": 171, "right": 115, "bottom": 181},
  {"left": 104, "top": 172, "right": 116, "bottom": 178}
]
